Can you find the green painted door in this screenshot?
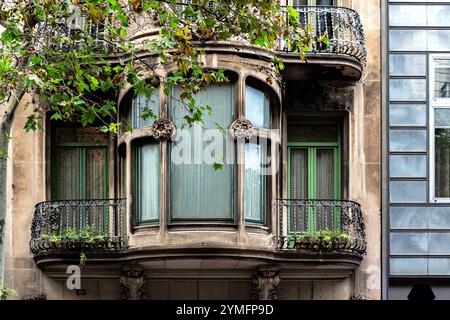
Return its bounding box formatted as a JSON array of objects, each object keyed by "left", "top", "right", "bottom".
[
  {"left": 288, "top": 145, "right": 341, "bottom": 233},
  {"left": 54, "top": 146, "right": 108, "bottom": 200},
  {"left": 52, "top": 127, "right": 109, "bottom": 232}
]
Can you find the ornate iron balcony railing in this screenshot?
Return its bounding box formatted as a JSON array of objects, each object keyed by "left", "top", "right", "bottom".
[
  {"left": 30, "top": 199, "right": 127, "bottom": 254},
  {"left": 38, "top": 4, "right": 366, "bottom": 65},
  {"left": 280, "top": 6, "right": 367, "bottom": 64},
  {"left": 274, "top": 199, "right": 366, "bottom": 254}
]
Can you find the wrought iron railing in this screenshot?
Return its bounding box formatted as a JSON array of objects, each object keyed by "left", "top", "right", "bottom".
[
  {"left": 274, "top": 199, "right": 366, "bottom": 254},
  {"left": 280, "top": 6, "right": 367, "bottom": 64},
  {"left": 30, "top": 199, "right": 127, "bottom": 254},
  {"left": 37, "top": 4, "right": 366, "bottom": 64}
]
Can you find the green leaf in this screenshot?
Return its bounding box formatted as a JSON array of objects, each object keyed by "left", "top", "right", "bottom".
[{"left": 213, "top": 162, "right": 224, "bottom": 171}]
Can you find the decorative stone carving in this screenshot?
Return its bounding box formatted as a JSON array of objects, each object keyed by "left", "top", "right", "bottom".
[
  {"left": 120, "top": 262, "right": 147, "bottom": 300},
  {"left": 149, "top": 118, "right": 176, "bottom": 141},
  {"left": 229, "top": 118, "right": 256, "bottom": 140},
  {"left": 252, "top": 266, "right": 281, "bottom": 300}
]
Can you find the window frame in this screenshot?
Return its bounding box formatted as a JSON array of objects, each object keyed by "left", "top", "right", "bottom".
[
  {"left": 167, "top": 81, "right": 238, "bottom": 224},
  {"left": 133, "top": 139, "right": 161, "bottom": 226},
  {"left": 244, "top": 140, "right": 270, "bottom": 225},
  {"left": 51, "top": 126, "right": 109, "bottom": 201},
  {"left": 430, "top": 54, "right": 450, "bottom": 203}
]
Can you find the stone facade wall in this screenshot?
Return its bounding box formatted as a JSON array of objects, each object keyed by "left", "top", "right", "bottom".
[{"left": 2, "top": 0, "right": 382, "bottom": 300}]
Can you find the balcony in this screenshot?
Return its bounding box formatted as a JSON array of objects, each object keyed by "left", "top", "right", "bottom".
[
  {"left": 273, "top": 199, "right": 366, "bottom": 255},
  {"left": 280, "top": 6, "right": 366, "bottom": 64},
  {"left": 278, "top": 6, "right": 366, "bottom": 80},
  {"left": 30, "top": 199, "right": 127, "bottom": 255}
]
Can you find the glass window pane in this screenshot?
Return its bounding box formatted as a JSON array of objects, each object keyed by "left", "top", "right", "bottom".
[
  {"left": 433, "top": 59, "right": 450, "bottom": 99},
  {"left": 435, "top": 128, "right": 450, "bottom": 198},
  {"left": 390, "top": 233, "right": 428, "bottom": 255},
  {"left": 245, "top": 144, "right": 267, "bottom": 223},
  {"left": 429, "top": 233, "right": 450, "bottom": 255},
  {"left": 390, "top": 130, "right": 427, "bottom": 152},
  {"left": 389, "top": 30, "right": 427, "bottom": 51},
  {"left": 390, "top": 104, "right": 427, "bottom": 126},
  {"left": 246, "top": 86, "right": 270, "bottom": 128},
  {"left": 389, "top": 54, "right": 426, "bottom": 76},
  {"left": 390, "top": 155, "right": 427, "bottom": 178},
  {"left": 435, "top": 108, "right": 450, "bottom": 126},
  {"left": 390, "top": 258, "right": 428, "bottom": 276},
  {"left": 429, "top": 207, "right": 450, "bottom": 229},
  {"left": 170, "top": 84, "right": 235, "bottom": 128},
  {"left": 390, "top": 79, "right": 426, "bottom": 101},
  {"left": 170, "top": 84, "right": 236, "bottom": 220},
  {"left": 428, "top": 6, "right": 450, "bottom": 27},
  {"left": 429, "top": 258, "right": 450, "bottom": 275},
  {"left": 135, "top": 143, "right": 160, "bottom": 223},
  {"left": 389, "top": 6, "right": 426, "bottom": 27},
  {"left": 390, "top": 181, "right": 427, "bottom": 203},
  {"left": 429, "top": 30, "right": 450, "bottom": 51},
  {"left": 390, "top": 207, "right": 427, "bottom": 229},
  {"left": 131, "top": 90, "right": 159, "bottom": 129}
]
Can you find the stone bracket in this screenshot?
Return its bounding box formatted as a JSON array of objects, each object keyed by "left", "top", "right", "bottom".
[
  {"left": 252, "top": 266, "right": 281, "bottom": 300},
  {"left": 120, "top": 262, "right": 147, "bottom": 300}
]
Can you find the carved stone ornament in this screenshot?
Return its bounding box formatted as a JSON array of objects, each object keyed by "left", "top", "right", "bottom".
[
  {"left": 120, "top": 262, "right": 147, "bottom": 300},
  {"left": 229, "top": 118, "right": 256, "bottom": 140},
  {"left": 149, "top": 118, "right": 176, "bottom": 141},
  {"left": 252, "top": 266, "right": 281, "bottom": 300}
]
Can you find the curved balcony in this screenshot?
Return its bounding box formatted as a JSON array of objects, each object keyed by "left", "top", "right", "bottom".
[
  {"left": 30, "top": 199, "right": 127, "bottom": 255},
  {"left": 280, "top": 6, "right": 366, "bottom": 64},
  {"left": 274, "top": 199, "right": 366, "bottom": 255},
  {"left": 40, "top": 4, "right": 366, "bottom": 80}
]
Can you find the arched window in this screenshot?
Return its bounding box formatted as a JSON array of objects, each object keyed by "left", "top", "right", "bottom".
[
  {"left": 129, "top": 90, "right": 159, "bottom": 129},
  {"left": 128, "top": 88, "right": 161, "bottom": 225}
]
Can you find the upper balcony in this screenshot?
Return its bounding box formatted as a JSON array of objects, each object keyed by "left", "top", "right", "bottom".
[
  {"left": 48, "top": 4, "right": 366, "bottom": 81},
  {"left": 276, "top": 6, "right": 366, "bottom": 81}
]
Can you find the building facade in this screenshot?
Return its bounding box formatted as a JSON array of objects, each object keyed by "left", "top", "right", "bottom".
[
  {"left": 1, "top": 0, "right": 382, "bottom": 300},
  {"left": 383, "top": 0, "right": 450, "bottom": 300}
]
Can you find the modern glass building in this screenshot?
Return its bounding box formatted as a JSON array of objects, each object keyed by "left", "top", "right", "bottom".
[{"left": 384, "top": 0, "right": 450, "bottom": 299}]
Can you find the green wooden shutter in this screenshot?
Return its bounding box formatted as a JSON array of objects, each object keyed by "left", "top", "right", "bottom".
[
  {"left": 56, "top": 148, "right": 79, "bottom": 199},
  {"left": 86, "top": 148, "right": 107, "bottom": 199},
  {"left": 288, "top": 145, "right": 340, "bottom": 233},
  {"left": 289, "top": 148, "right": 309, "bottom": 199}
]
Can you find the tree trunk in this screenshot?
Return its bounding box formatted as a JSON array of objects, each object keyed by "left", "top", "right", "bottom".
[{"left": 0, "top": 90, "right": 24, "bottom": 281}]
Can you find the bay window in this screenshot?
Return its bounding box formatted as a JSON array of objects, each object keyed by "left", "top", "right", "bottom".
[{"left": 123, "top": 74, "right": 278, "bottom": 227}]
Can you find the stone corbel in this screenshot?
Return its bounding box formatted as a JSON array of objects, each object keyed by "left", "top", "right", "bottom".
[
  {"left": 229, "top": 118, "right": 256, "bottom": 140},
  {"left": 120, "top": 262, "right": 147, "bottom": 300},
  {"left": 252, "top": 266, "right": 281, "bottom": 300}
]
